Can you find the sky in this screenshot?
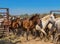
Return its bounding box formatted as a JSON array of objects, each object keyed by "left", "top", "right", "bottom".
[{"left": 0, "top": 0, "right": 60, "bottom": 15}]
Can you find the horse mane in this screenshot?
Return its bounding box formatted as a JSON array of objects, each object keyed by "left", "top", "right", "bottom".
[
  {"left": 41, "top": 15, "right": 50, "bottom": 21},
  {"left": 29, "top": 15, "right": 35, "bottom": 20},
  {"left": 29, "top": 14, "right": 39, "bottom": 20}
]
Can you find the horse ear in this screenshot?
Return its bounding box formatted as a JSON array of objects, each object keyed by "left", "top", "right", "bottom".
[
  {"left": 53, "top": 13, "right": 56, "bottom": 18},
  {"left": 35, "top": 14, "right": 38, "bottom": 15},
  {"left": 35, "top": 14, "right": 39, "bottom": 16}
]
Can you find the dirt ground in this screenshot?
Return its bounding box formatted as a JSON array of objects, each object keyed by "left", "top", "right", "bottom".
[
  {"left": 16, "top": 35, "right": 53, "bottom": 44},
  {"left": 0, "top": 33, "right": 54, "bottom": 44},
  {"left": 21, "top": 39, "right": 53, "bottom": 44}
]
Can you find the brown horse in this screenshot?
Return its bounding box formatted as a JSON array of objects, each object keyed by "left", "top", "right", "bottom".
[
  {"left": 22, "top": 14, "right": 40, "bottom": 40},
  {"left": 9, "top": 17, "right": 21, "bottom": 35}
]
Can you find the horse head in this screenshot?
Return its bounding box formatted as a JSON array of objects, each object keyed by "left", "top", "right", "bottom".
[
  {"left": 29, "top": 14, "right": 40, "bottom": 25},
  {"left": 41, "top": 15, "right": 53, "bottom": 30}
]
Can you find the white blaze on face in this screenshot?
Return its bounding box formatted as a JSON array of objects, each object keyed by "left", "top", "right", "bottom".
[{"left": 51, "top": 13, "right": 55, "bottom": 19}]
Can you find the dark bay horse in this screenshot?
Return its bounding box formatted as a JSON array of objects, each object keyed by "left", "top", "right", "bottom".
[{"left": 22, "top": 14, "right": 40, "bottom": 40}]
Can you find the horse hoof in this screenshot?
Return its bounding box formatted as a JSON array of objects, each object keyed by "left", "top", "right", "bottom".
[
  {"left": 39, "top": 38, "right": 42, "bottom": 41},
  {"left": 33, "top": 37, "right": 36, "bottom": 39},
  {"left": 44, "top": 39, "right": 48, "bottom": 42}
]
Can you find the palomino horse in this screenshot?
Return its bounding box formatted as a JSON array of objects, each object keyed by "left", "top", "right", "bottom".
[{"left": 22, "top": 14, "right": 40, "bottom": 40}]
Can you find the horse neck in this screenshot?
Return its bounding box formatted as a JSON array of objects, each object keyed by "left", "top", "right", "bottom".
[
  {"left": 38, "top": 19, "right": 43, "bottom": 28},
  {"left": 41, "top": 15, "right": 50, "bottom": 24},
  {"left": 41, "top": 18, "right": 50, "bottom": 29}
]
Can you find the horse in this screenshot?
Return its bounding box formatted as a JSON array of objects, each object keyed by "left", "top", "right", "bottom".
[
  {"left": 34, "top": 15, "right": 51, "bottom": 41},
  {"left": 22, "top": 14, "right": 40, "bottom": 40},
  {"left": 35, "top": 13, "right": 56, "bottom": 41},
  {"left": 9, "top": 17, "right": 22, "bottom": 36},
  {"left": 42, "top": 13, "right": 58, "bottom": 42},
  {"left": 50, "top": 17, "right": 60, "bottom": 44}
]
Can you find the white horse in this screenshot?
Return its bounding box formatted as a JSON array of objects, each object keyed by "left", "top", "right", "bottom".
[
  {"left": 35, "top": 16, "right": 49, "bottom": 34},
  {"left": 35, "top": 13, "right": 56, "bottom": 40},
  {"left": 42, "top": 13, "right": 60, "bottom": 42},
  {"left": 53, "top": 17, "right": 60, "bottom": 43}
]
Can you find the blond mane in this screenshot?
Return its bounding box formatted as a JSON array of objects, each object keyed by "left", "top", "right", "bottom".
[{"left": 41, "top": 15, "right": 50, "bottom": 21}]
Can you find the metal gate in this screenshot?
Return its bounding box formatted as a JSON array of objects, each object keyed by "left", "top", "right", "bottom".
[{"left": 0, "top": 8, "right": 9, "bottom": 37}]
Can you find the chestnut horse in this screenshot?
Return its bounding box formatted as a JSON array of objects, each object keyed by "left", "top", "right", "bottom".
[{"left": 22, "top": 14, "right": 40, "bottom": 40}]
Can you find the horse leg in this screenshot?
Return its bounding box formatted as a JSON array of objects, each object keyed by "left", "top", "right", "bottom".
[
  {"left": 30, "top": 29, "right": 33, "bottom": 36},
  {"left": 30, "top": 28, "right": 35, "bottom": 37},
  {"left": 22, "top": 30, "right": 25, "bottom": 37},
  {"left": 40, "top": 32, "right": 44, "bottom": 40},
  {"left": 21, "top": 28, "right": 26, "bottom": 37},
  {"left": 50, "top": 29, "right": 55, "bottom": 42},
  {"left": 12, "top": 28, "right": 16, "bottom": 35},
  {"left": 16, "top": 28, "right": 21, "bottom": 36},
  {"left": 32, "top": 28, "right": 36, "bottom": 36},
  {"left": 9, "top": 27, "right": 11, "bottom": 33},
  {"left": 41, "top": 29, "right": 47, "bottom": 42},
  {"left": 46, "top": 28, "right": 50, "bottom": 41},
  {"left": 52, "top": 31, "right": 56, "bottom": 42},
  {"left": 33, "top": 29, "right": 40, "bottom": 39},
  {"left": 26, "top": 29, "right": 29, "bottom": 40}
]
